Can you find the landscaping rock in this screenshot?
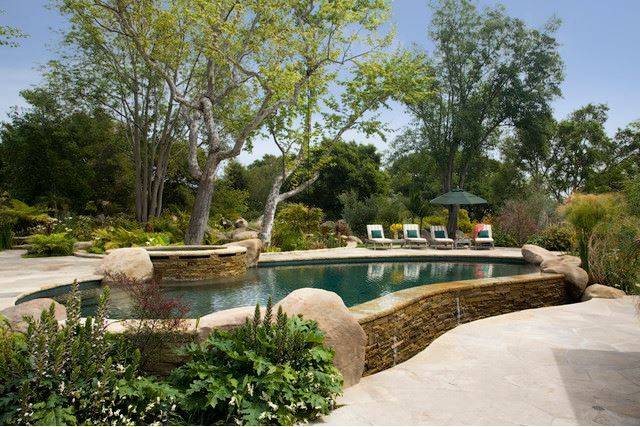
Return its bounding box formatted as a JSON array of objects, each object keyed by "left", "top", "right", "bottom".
[
  {"left": 521, "top": 244, "right": 556, "bottom": 265},
  {"left": 73, "top": 241, "right": 93, "bottom": 250},
  {"left": 223, "top": 239, "right": 262, "bottom": 268},
  {"left": 581, "top": 284, "right": 626, "bottom": 301},
  {"left": 276, "top": 288, "right": 367, "bottom": 388},
  {"left": 234, "top": 218, "right": 249, "bottom": 229},
  {"left": 98, "top": 247, "right": 153, "bottom": 284},
  {"left": 541, "top": 262, "right": 589, "bottom": 299},
  {"left": 230, "top": 229, "right": 259, "bottom": 241},
  {"left": 1, "top": 298, "right": 66, "bottom": 332},
  {"left": 558, "top": 254, "right": 582, "bottom": 266},
  {"left": 342, "top": 235, "right": 363, "bottom": 245},
  {"left": 196, "top": 306, "right": 258, "bottom": 339}
]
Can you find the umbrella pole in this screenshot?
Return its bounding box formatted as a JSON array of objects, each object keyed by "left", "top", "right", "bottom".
[{"left": 447, "top": 204, "right": 459, "bottom": 237}]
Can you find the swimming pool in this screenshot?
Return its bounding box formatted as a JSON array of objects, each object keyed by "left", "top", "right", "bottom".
[{"left": 69, "top": 259, "right": 538, "bottom": 318}]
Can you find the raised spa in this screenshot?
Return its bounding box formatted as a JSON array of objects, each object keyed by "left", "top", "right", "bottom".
[{"left": 64, "top": 259, "right": 538, "bottom": 318}]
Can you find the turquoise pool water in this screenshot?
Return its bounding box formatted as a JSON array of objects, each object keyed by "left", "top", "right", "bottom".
[{"left": 72, "top": 259, "right": 538, "bottom": 318}]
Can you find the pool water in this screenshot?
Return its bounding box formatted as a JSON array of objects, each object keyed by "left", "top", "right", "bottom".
[{"left": 75, "top": 260, "right": 538, "bottom": 318}]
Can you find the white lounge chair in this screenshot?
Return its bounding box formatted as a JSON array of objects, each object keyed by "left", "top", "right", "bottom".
[
  {"left": 429, "top": 225, "right": 454, "bottom": 249},
  {"left": 472, "top": 224, "right": 495, "bottom": 249},
  {"left": 366, "top": 224, "right": 393, "bottom": 249},
  {"left": 402, "top": 224, "right": 428, "bottom": 248}
]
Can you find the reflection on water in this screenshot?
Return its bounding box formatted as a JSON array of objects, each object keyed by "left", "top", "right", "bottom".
[{"left": 75, "top": 261, "right": 538, "bottom": 318}]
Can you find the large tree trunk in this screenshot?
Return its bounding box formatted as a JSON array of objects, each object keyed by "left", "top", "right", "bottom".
[
  {"left": 259, "top": 175, "right": 285, "bottom": 245},
  {"left": 184, "top": 164, "right": 219, "bottom": 244}
]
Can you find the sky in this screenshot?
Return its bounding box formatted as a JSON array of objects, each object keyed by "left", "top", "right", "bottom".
[{"left": 1, "top": 0, "right": 639, "bottom": 164}]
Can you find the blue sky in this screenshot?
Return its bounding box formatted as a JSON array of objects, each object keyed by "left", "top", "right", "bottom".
[{"left": 1, "top": 0, "right": 639, "bottom": 164}]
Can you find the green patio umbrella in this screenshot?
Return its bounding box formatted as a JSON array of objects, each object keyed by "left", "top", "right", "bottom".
[
  {"left": 430, "top": 188, "right": 487, "bottom": 236},
  {"left": 430, "top": 188, "right": 487, "bottom": 205}
]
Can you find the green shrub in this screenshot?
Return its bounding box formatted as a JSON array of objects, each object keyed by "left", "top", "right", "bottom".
[
  {"left": 0, "top": 222, "right": 12, "bottom": 250},
  {"left": 492, "top": 228, "right": 519, "bottom": 248},
  {"left": 25, "top": 233, "right": 75, "bottom": 257},
  {"left": 423, "top": 208, "right": 474, "bottom": 234},
  {"left": 588, "top": 219, "right": 640, "bottom": 294},
  {"left": 88, "top": 227, "right": 172, "bottom": 253},
  {"left": 148, "top": 211, "right": 190, "bottom": 242},
  {"left": 272, "top": 203, "right": 324, "bottom": 251},
  {"left": 0, "top": 199, "right": 54, "bottom": 236},
  {"left": 54, "top": 215, "right": 97, "bottom": 241},
  {"left": 0, "top": 284, "right": 181, "bottom": 425},
  {"left": 526, "top": 224, "right": 576, "bottom": 252},
  {"left": 561, "top": 193, "right": 623, "bottom": 270},
  {"left": 171, "top": 300, "right": 343, "bottom": 425},
  {"left": 339, "top": 191, "right": 378, "bottom": 237}
]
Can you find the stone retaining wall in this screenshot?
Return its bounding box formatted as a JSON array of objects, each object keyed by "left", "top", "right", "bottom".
[
  {"left": 151, "top": 252, "right": 246, "bottom": 281},
  {"left": 352, "top": 273, "right": 571, "bottom": 375}
]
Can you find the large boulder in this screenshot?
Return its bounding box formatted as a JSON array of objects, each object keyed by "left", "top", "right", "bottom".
[
  {"left": 223, "top": 239, "right": 262, "bottom": 268},
  {"left": 1, "top": 298, "right": 67, "bottom": 332},
  {"left": 234, "top": 218, "right": 249, "bottom": 229},
  {"left": 521, "top": 244, "right": 556, "bottom": 265},
  {"left": 230, "top": 229, "right": 259, "bottom": 241},
  {"left": 558, "top": 254, "right": 582, "bottom": 266},
  {"left": 98, "top": 247, "right": 153, "bottom": 284},
  {"left": 276, "top": 288, "right": 367, "bottom": 388},
  {"left": 196, "top": 306, "right": 257, "bottom": 340},
  {"left": 541, "top": 262, "right": 589, "bottom": 299},
  {"left": 581, "top": 284, "right": 626, "bottom": 301}
]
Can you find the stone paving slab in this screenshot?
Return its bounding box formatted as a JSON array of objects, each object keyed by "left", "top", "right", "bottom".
[
  {"left": 0, "top": 250, "right": 101, "bottom": 309},
  {"left": 319, "top": 297, "right": 640, "bottom": 425}
]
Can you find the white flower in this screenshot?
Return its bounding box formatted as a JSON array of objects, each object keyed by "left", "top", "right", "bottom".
[{"left": 267, "top": 401, "right": 278, "bottom": 410}]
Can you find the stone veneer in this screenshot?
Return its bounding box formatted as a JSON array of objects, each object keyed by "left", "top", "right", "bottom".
[
  {"left": 146, "top": 246, "right": 247, "bottom": 281},
  {"left": 351, "top": 272, "right": 571, "bottom": 375}
]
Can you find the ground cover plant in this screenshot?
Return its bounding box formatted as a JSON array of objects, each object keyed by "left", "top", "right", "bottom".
[{"left": 170, "top": 299, "right": 343, "bottom": 425}]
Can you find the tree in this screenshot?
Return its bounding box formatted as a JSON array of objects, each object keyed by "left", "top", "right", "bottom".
[
  {"left": 51, "top": 2, "right": 190, "bottom": 222},
  {"left": 0, "top": 89, "right": 133, "bottom": 213},
  {"left": 258, "top": 51, "right": 433, "bottom": 244},
  {"left": 396, "top": 0, "right": 564, "bottom": 234},
  {"left": 65, "top": 0, "right": 392, "bottom": 244},
  {"left": 0, "top": 9, "right": 26, "bottom": 47},
  {"left": 297, "top": 140, "right": 390, "bottom": 219}
]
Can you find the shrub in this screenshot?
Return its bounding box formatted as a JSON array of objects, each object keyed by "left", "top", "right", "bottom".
[
  {"left": 171, "top": 299, "right": 343, "bottom": 425},
  {"left": 423, "top": 208, "right": 474, "bottom": 234},
  {"left": 339, "top": 191, "right": 377, "bottom": 237},
  {"left": 88, "top": 227, "right": 172, "bottom": 253},
  {"left": 25, "top": 233, "right": 75, "bottom": 257},
  {"left": 271, "top": 203, "right": 324, "bottom": 251},
  {"left": 112, "top": 275, "right": 191, "bottom": 372},
  {"left": 0, "top": 221, "right": 12, "bottom": 250},
  {"left": 560, "top": 193, "right": 624, "bottom": 269},
  {"left": 527, "top": 224, "right": 576, "bottom": 252},
  {"left": 0, "top": 199, "right": 54, "bottom": 236},
  {"left": 0, "top": 284, "right": 181, "bottom": 425},
  {"left": 54, "top": 215, "right": 97, "bottom": 241},
  {"left": 148, "top": 211, "right": 190, "bottom": 242},
  {"left": 588, "top": 219, "right": 640, "bottom": 294}
]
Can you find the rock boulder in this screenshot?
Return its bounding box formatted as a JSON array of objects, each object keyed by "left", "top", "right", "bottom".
[
  {"left": 98, "top": 247, "right": 153, "bottom": 284},
  {"left": 541, "top": 262, "right": 589, "bottom": 299},
  {"left": 581, "top": 284, "right": 626, "bottom": 301},
  {"left": 1, "top": 298, "right": 67, "bottom": 332},
  {"left": 234, "top": 218, "right": 249, "bottom": 229},
  {"left": 230, "top": 229, "right": 259, "bottom": 241},
  {"left": 223, "top": 239, "right": 262, "bottom": 268},
  {"left": 196, "top": 306, "right": 257, "bottom": 340},
  {"left": 521, "top": 244, "right": 556, "bottom": 265},
  {"left": 276, "top": 288, "right": 367, "bottom": 388}
]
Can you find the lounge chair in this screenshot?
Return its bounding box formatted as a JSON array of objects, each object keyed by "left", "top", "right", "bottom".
[
  {"left": 472, "top": 224, "right": 494, "bottom": 249},
  {"left": 402, "top": 224, "right": 428, "bottom": 248},
  {"left": 429, "top": 225, "right": 454, "bottom": 249},
  {"left": 366, "top": 224, "right": 393, "bottom": 249}
]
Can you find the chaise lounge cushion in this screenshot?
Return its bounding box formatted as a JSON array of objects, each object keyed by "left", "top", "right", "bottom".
[
  {"left": 406, "top": 229, "right": 419, "bottom": 238},
  {"left": 370, "top": 229, "right": 383, "bottom": 239},
  {"left": 434, "top": 230, "right": 446, "bottom": 239},
  {"left": 477, "top": 229, "right": 490, "bottom": 238}
]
